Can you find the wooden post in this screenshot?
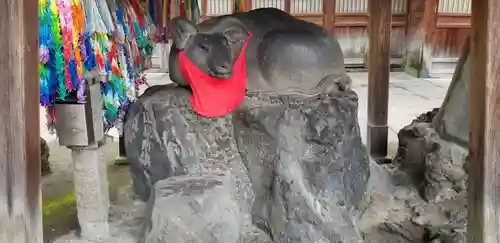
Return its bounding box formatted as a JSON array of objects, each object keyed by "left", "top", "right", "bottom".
[
  {"left": 245, "top": 0, "right": 252, "bottom": 12},
  {"left": 323, "top": 0, "right": 335, "bottom": 33},
  {"left": 0, "top": 0, "right": 42, "bottom": 242},
  {"left": 404, "top": 0, "right": 437, "bottom": 78},
  {"left": 468, "top": 0, "right": 500, "bottom": 242},
  {"left": 367, "top": 0, "right": 392, "bottom": 162},
  {"left": 284, "top": 0, "right": 291, "bottom": 14},
  {"left": 201, "top": 0, "right": 207, "bottom": 19}
]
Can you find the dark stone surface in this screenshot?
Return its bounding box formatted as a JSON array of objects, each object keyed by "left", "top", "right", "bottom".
[
  {"left": 232, "top": 74, "right": 368, "bottom": 242},
  {"left": 124, "top": 73, "right": 370, "bottom": 242},
  {"left": 141, "top": 175, "right": 256, "bottom": 243},
  {"left": 432, "top": 37, "right": 470, "bottom": 146},
  {"left": 124, "top": 84, "right": 252, "bottom": 203},
  {"left": 375, "top": 110, "right": 468, "bottom": 243},
  {"left": 394, "top": 113, "right": 468, "bottom": 203},
  {"left": 356, "top": 161, "right": 427, "bottom": 243},
  {"left": 357, "top": 123, "right": 467, "bottom": 242},
  {"left": 125, "top": 84, "right": 258, "bottom": 242},
  {"left": 125, "top": 86, "right": 468, "bottom": 243}
]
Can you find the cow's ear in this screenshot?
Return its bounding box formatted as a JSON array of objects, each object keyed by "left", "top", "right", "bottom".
[
  {"left": 168, "top": 17, "right": 198, "bottom": 49},
  {"left": 225, "top": 26, "right": 250, "bottom": 59},
  {"left": 224, "top": 25, "right": 250, "bottom": 46},
  {"left": 215, "top": 17, "right": 250, "bottom": 58}
]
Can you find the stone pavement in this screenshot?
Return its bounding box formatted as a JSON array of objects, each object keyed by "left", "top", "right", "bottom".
[{"left": 349, "top": 72, "right": 451, "bottom": 144}]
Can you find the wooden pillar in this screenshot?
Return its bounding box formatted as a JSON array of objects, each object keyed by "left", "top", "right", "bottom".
[
  {"left": 0, "top": 0, "right": 42, "bottom": 242},
  {"left": 468, "top": 0, "right": 500, "bottom": 242},
  {"left": 404, "top": 0, "right": 437, "bottom": 78},
  {"left": 245, "top": 0, "right": 252, "bottom": 12},
  {"left": 367, "top": 0, "right": 392, "bottom": 162},
  {"left": 284, "top": 0, "right": 291, "bottom": 14},
  {"left": 323, "top": 0, "right": 335, "bottom": 33},
  {"left": 201, "top": 0, "right": 207, "bottom": 19}
]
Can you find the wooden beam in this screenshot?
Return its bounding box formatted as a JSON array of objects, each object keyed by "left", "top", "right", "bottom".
[
  {"left": 367, "top": 0, "right": 392, "bottom": 161},
  {"left": 0, "top": 0, "right": 42, "bottom": 242},
  {"left": 323, "top": 0, "right": 335, "bottom": 33},
  {"left": 468, "top": 0, "right": 500, "bottom": 242}
]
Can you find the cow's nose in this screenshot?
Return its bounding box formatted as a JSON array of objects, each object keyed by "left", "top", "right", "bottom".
[{"left": 216, "top": 62, "right": 231, "bottom": 73}]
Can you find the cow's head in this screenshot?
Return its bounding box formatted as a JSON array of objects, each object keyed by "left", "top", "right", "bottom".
[{"left": 168, "top": 16, "right": 250, "bottom": 79}]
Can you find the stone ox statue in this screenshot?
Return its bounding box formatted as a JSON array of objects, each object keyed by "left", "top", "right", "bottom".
[
  {"left": 124, "top": 8, "right": 369, "bottom": 243},
  {"left": 168, "top": 7, "right": 348, "bottom": 93}
]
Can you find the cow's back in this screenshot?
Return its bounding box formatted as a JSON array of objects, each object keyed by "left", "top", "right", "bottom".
[
  {"left": 199, "top": 8, "right": 326, "bottom": 41},
  {"left": 207, "top": 8, "right": 345, "bottom": 94},
  {"left": 182, "top": 8, "right": 346, "bottom": 94}
]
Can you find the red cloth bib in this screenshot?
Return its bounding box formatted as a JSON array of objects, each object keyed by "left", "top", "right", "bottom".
[{"left": 177, "top": 34, "right": 251, "bottom": 117}]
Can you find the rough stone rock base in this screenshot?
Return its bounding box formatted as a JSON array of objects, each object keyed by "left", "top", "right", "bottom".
[
  {"left": 143, "top": 175, "right": 262, "bottom": 243},
  {"left": 232, "top": 84, "right": 369, "bottom": 243},
  {"left": 52, "top": 236, "right": 136, "bottom": 243},
  {"left": 357, "top": 109, "right": 467, "bottom": 243},
  {"left": 125, "top": 75, "right": 370, "bottom": 243},
  {"left": 41, "top": 137, "right": 51, "bottom": 175},
  {"left": 394, "top": 109, "right": 468, "bottom": 203}
]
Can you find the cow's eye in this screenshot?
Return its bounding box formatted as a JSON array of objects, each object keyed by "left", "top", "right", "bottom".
[{"left": 199, "top": 43, "right": 209, "bottom": 52}]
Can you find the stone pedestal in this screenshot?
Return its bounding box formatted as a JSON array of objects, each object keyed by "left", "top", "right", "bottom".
[
  {"left": 52, "top": 76, "right": 111, "bottom": 241},
  {"left": 125, "top": 76, "right": 370, "bottom": 242},
  {"left": 70, "top": 143, "right": 110, "bottom": 241}
]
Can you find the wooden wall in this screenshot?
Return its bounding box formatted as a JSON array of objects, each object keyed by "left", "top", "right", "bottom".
[
  {"left": 405, "top": 0, "right": 470, "bottom": 77},
  {"left": 435, "top": 0, "right": 471, "bottom": 59},
  {"left": 201, "top": 0, "right": 323, "bottom": 25},
  {"left": 333, "top": 0, "right": 407, "bottom": 67},
  {"left": 431, "top": 0, "right": 471, "bottom": 75}
]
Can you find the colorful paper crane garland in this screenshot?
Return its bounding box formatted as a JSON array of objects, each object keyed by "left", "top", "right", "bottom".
[
  {"left": 39, "top": 0, "right": 155, "bottom": 132},
  {"left": 182, "top": 0, "right": 200, "bottom": 23},
  {"left": 148, "top": 0, "right": 200, "bottom": 43},
  {"left": 233, "top": 0, "right": 246, "bottom": 13}
]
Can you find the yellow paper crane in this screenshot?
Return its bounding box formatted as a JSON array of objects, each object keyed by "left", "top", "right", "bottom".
[
  {"left": 233, "top": 0, "right": 246, "bottom": 13},
  {"left": 182, "top": 0, "right": 200, "bottom": 23}
]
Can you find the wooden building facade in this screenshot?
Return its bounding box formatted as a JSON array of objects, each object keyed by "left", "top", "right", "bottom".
[{"left": 194, "top": 0, "right": 472, "bottom": 78}]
